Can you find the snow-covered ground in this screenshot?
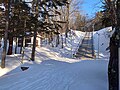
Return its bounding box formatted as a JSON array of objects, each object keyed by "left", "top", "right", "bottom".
[
  {"left": 0, "top": 28, "right": 113, "bottom": 90},
  {"left": 93, "top": 27, "right": 113, "bottom": 59}
]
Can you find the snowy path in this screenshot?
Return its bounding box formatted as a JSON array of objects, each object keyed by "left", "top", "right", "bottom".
[{"left": 0, "top": 60, "right": 108, "bottom": 90}]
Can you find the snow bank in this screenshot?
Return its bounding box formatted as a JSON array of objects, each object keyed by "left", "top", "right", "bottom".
[{"left": 93, "top": 27, "right": 113, "bottom": 59}]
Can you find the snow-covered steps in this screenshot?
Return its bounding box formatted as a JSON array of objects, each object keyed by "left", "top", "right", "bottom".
[{"left": 75, "top": 32, "right": 94, "bottom": 59}]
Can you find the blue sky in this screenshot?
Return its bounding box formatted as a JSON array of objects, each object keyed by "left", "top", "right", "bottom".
[{"left": 81, "top": 0, "right": 103, "bottom": 17}]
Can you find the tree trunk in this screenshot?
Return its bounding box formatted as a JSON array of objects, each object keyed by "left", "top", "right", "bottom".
[
  {"left": 7, "top": 34, "right": 13, "bottom": 55},
  {"left": 1, "top": 26, "right": 8, "bottom": 68},
  {"left": 48, "top": 34, "right": 51, "bottom": 44},
  {"left": 19, "top": 37, "right": 23, "bottom": 54},
  {"left": 1, "top": 1, "right": 11, "bottom": 68},
  {"left": 21, "top": 36, "right": 25, "bottom": 63},
  {"left": 65, "top": 1, "right": 69, "bottom": 38},
  {"left": 108, "top": 30, "right": 119, "bottom": 90},
  {"left": 15, "top": 37, "right": 18, "bottom": 54},
  {"left": 61, "top": 34, "right": 63, "bottom": 48},
  {"left": 0, "top": 40, "right": 1, "bottom": 49},
  {"left": 56, "top": 34, "right": 59, "bottom": 47},
  {"left": 31, "top": 25, "right": 37, "bottom": 61}
]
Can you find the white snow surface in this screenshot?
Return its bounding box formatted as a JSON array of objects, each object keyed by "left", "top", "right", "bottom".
[
  {"left": 0, "top": 29, "right": 112, "bottom": 90},
  {"left": 93, "top": 27, "right": 113, "bottom": 59}
]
